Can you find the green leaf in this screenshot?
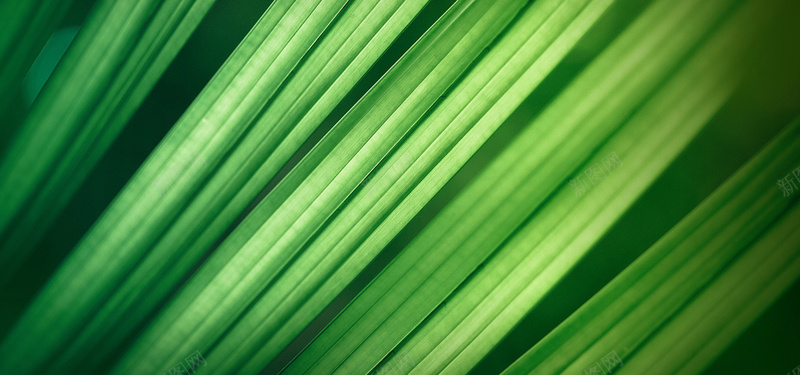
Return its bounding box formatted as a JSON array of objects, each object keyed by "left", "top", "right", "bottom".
[
  {"left": 504, "top": 117, "right": 800, "bottom": 374},
  {"left": 205, "top": 0, "right": 619, "bottom": 373},
  {"left": 30, "top": 0, "right": 441, "bottom": 372},
  {"left": 393, "top": 0, "right": 759, "bottom": 371},
  {"left": 619, "top": 202, "right": 800, "bottom": 374},
  {"left": 0, "top": 0, "right": 351, "bottom": 372},
  {"left": 0, "top": 0, "right": 74, "bottom": 116},
  {"left": 1, "top": 0, "right": 798, "bottom": 374},
  {"left": 0, "top": 0, "right": 217, "bottom": 282},
  {"left": 108, "top": 0, "right": 534, "bottom": 373},
  {"left": 284, "top": 0, "right": 749, "bottom": 372}
]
